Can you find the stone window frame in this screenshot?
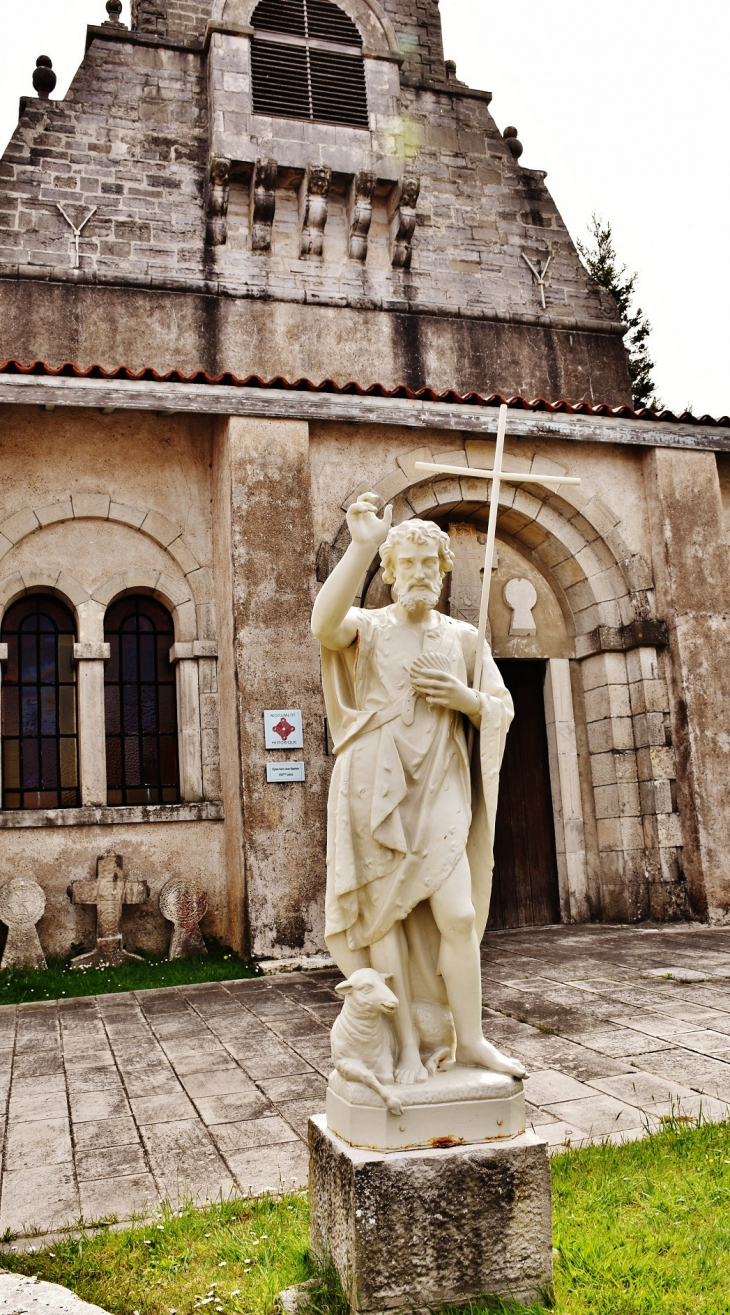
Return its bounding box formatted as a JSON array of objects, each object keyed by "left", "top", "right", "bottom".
[{"left": 0, "top": 496, "right": 220, "bottom": 818}]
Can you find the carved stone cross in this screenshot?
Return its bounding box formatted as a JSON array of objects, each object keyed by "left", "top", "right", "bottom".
[{"left": 70, "top": 853, "right": 149, "bottom": 968}]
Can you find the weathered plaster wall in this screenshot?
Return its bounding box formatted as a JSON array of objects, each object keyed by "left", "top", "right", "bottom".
[
  {"left": 223, "top": 416, "right": 330, "bottom": 958},
  {"left": 0, "top": 284, "right": 630, "bottom": 404},
  {"left": 0, "top": 407, "right": 214, "bottom": 566},
  {"left": 645, "top": 448, "right": 730, "bottom": 922},
  {"left": 0, "top": 405, "right": 233, "bottom": 957},
  {"left": 0, "top": 819, "right": 226, "bottom": 956},
  {"left": 308, "top": 423, "right": 653, "bottom": 568}
]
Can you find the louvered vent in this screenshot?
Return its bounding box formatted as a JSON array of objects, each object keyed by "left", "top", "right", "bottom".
[{"left": 251, "top": 0, "right": 369, "bottom": 130}]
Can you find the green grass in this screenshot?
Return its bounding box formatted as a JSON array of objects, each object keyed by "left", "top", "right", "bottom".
[
  {"left": 3, "top": 1120, "right": 730, "bottom": 1315},
  {"left": 0, "top": 941, "right": 258, "bottom": 1006},
  {"left": 1, "top": 1194, "right": 313, "bottom": 1315},
  {"left": 551, "top": 1114, "right": 730, "bottom": 1314}
]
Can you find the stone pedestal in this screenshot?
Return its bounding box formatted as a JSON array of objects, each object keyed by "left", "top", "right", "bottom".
[
  {"left": 309, "top": 1115, "right": 553, "bottom": 1313},
  {"left": 327, "top": 1064, "right": 525, "bottom": 1152}
]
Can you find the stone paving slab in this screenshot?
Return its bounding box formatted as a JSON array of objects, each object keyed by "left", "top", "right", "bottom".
[
  {"left": 0, "top": 1271, "right": 111, "bottom": 1315},
  {"left": 2, "top": 923, "right": 730, "bottom": 1240}
]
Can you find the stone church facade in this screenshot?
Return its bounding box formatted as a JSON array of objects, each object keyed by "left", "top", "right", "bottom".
[{"left": 0, "top": 0, "right": 728, "bottom": 960}]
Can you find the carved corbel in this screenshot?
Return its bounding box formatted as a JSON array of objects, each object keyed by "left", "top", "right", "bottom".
[
  {"left": 347, "top": 169, "right": 376, "bottom": 262},
  {"left": 250, "top": 158, "right": 278, "bottom": 252},
  {"left": 300, "top": 164, "right": 332, "bottom": 258},
  {"left": 205, "top": 157, "right": 230, "bottom": 247},
  {"left": 389, "top": 174, "right": 420, "bottom": 269}
]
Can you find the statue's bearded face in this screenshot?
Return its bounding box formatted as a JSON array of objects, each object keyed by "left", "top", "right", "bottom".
[{"left": 392, "top": 539, "right": 443, "bottom": 612}]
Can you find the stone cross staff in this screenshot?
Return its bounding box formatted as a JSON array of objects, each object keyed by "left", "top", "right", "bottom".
[
  {"left": 70, "top": 853, "right": 149, "bottom": 968},
  {"left": 415, "top": 403, "right": 581, "bottom": 695}
]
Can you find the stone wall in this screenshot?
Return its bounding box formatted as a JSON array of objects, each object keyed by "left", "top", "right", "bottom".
[
  {"left": 132, "top": 0, "right": 211, "bottom": 44},
  {"left": 0, "top": 406, "right": 232, "bottom": 956},
  {"left": 0, "top": 38, "right": 207, "bottom": 287},
  {"left": 380, "top": 0, "right": 445, "bottom": 81},
  {"left": 0, "top": 7, "right": 631, "bottom": 404}
]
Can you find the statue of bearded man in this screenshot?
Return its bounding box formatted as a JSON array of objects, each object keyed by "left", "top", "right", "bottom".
[{"left": 312, "top": 493, "right": 526, "bottom": 1084}]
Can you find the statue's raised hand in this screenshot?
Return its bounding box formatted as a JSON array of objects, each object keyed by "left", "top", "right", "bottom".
[{"left": 347, "top": 492, "right": 393, "bottom": 556}]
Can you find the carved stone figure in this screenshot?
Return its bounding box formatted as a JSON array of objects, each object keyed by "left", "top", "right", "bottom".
[
  {"left": 300, "top": 164, "right": 331, "bottom": 258},
  {"left": 0, "top": 877, "right": 47, "bottom": 970},
  {"left": 159, "top": 876, "right": 208, "bottom": 958},
  {"left": 250, "top": 158, "right": 278, "bottom": 252},
  {"left": 331, "top": 968, "right": 403, "bottom": 1115},
  {"left": 312, "top": 497, "right": 527, "bottom": 1102},
  {"left": 347, "top": 170, "right": 376, "bottom": 262},
  {"left": 205, "top": 157, "right": 231, "bottom": 247},
  {"left": 389, "top": 175, "right": 420, "bottom": 268}
]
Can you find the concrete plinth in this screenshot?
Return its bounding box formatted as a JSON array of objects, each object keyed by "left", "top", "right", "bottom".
[{"left": 309, "top": 1115, "right": 553, "bottom": 1313}]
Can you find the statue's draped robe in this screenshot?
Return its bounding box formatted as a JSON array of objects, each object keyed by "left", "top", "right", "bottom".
[{"left": 322, "top": 606, "right": 513, "bottom": 1003}]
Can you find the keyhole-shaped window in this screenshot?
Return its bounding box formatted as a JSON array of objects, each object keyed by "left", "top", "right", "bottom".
[
  {"left": 1, "top": 595, "right": 79, "bottom": 810},
  {"left": 251, "top": 0, "right": 369, "bottom": 129}
]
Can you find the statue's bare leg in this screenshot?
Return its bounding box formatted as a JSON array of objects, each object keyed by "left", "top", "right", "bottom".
[
  {"left": 325, "top": 929, "right": 370, "bottom": 980},
  {"left": 429, "top": 857, "right": 527, "bottom": 1079},
  {"left": 369, "top": 922, "right": 427, "bottom": 1084}
]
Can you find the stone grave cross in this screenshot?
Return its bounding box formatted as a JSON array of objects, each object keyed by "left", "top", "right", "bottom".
[
  {"left": 70, "top": 853, "right": 149, "bottom": 967},
  {"left": 415, "top": 403, "right": 580, "bottom": 694}
]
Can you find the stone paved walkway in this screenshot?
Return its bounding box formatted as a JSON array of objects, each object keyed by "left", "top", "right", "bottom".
[{"left": 2, "top": 923, "right": 730, "bottom": 1240}]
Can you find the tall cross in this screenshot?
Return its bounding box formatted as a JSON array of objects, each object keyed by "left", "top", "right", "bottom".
[
  {"left": 56, "top": 204, "right": 97, "bottom": 269},
  {"left": 415, "top": 403, "right": 581, "bottom": 693}
]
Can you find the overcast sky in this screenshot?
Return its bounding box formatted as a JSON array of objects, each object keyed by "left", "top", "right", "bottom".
[{"left": 1, "top": 0, "right": 727, "bottom": 417}]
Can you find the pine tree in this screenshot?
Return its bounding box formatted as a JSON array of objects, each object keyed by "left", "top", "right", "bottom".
[{"left": 577, "top": 214, "right": 662, "bottom": 411}]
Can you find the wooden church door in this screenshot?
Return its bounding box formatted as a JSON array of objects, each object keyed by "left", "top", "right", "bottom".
[{"left": 488, "top": 659, "right": 561, "bottom": 929}]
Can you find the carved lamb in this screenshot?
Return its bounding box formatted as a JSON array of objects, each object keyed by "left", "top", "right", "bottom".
[{"left": 331, "top": 968, "right": 403, "bottom": 1116}]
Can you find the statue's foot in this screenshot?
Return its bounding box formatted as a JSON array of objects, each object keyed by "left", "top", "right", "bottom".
[
  {"left": 395, "top": 1046, "right": 428, "bottom": 1084},
  {"left": 456, "top": 1038, "right": 528, "bottom": 1079}
]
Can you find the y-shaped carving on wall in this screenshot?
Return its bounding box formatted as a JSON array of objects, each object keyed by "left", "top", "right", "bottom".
[
  {"left": 348, "top": 170, "right": 376, "bottom": 262},
  {"left": 389, "top": 175, "right": 420, "bottom": 269},
  {"left": 300, "top": 164, "right": 332, "bottom": 258},
  {"left": 250, "top": 158, "right": 278, "bottom": 252}
]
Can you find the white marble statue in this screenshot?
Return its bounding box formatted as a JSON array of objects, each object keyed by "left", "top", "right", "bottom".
[{"left": 312, "top": 495, "right": 527, "bottom": 1088}]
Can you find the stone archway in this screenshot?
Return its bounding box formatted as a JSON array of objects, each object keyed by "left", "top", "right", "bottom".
[{"left": 328, "top": 444, "right": 686, "bottom": 925}]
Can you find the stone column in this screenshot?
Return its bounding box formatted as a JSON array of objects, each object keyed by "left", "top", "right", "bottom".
[
  {"left": 580, "top": 650, "right": 645, "bottom": 921},
  {"left": 644, "top": 448, "right": 730, "bottom": 919},
  {"left": 222, "top": 416, "right": 329, "bottom": 959},
  {"left": 73, "top": 642, "right": 109, "bottom": 807},
  {"left": 627, "top": 645, "right": 686, "bottom": 920},
  {"left": 168, "top": 643, "right": 215, "bottom": 803}
]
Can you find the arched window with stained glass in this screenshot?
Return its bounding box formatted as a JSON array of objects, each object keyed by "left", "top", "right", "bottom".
[
  {"left": 1, "top": 594, "right": 80, "bottom": 810},
  {"left": 104, "top": 595, "right": 180, "bottom": 806}
]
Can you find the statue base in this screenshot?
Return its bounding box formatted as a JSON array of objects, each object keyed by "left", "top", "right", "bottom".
[
  {"left": 309, "top": 1115, "right": 553, "bottom": 1313},
  {"left": 326, "top": 1064, "right": 525, "bottom": 1151}
]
